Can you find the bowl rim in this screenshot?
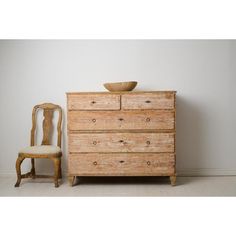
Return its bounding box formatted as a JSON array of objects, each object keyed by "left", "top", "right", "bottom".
[{"left": 103, "top": 81, "right": 138, "bottom": 86}]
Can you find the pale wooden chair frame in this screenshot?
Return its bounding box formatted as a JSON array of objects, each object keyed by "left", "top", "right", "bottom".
[{"left": 15, "top": 103, "right": 63, "bottom": 188}]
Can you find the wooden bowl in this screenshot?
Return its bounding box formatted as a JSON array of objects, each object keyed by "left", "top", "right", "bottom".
[{"left": 103, "top": 81, "right": 138, "bottom": 92}]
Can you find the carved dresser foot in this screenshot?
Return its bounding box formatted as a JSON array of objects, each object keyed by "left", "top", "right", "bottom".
[
  {"left": 68, "top": 176, "right": 75, "bottom": 187},
  {"left": 54, "top": 181, "right": 59, "bottom": 188},
  {"left": 170, "top": 175, "right": 176, "bottom": 186}
]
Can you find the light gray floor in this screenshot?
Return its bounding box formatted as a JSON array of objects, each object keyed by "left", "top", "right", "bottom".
[{"left": 0, "top": 175, "right": 236, "bottom": 196}]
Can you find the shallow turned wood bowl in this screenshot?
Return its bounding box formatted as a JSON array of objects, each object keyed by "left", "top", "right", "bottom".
[{"left": 103, "top": 81, "right": 138, "bottom": 92}]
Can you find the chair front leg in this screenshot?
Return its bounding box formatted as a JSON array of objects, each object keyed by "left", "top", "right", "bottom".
[
  {"left": 58, "top": 158, "right": 62, "bottom": 179},
  {"left": 52, "top": 158, "right": 60, "bottom": 188},
  {"left": 31, "top": 158, "right": 36, "bottom": 179},
  {"left": 15, "top": 155, "right": 25, "bottom": 187}
]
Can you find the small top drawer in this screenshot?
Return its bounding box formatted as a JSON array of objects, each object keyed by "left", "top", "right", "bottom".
[
  {"left": 67, "top": 93, "right": 121, "bottom": 110},
  {"left": 122, "top": 92, "right": 175, "bottom": 110}
]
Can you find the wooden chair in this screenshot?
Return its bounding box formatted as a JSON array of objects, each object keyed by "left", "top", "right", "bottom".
[{"left": 14, "top": 103, "right": 63, "bottom": 188}]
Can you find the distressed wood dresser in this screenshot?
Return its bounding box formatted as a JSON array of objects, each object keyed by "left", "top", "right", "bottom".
[{"left": 67, "top": 91, "right": 176, "bottom": 186}]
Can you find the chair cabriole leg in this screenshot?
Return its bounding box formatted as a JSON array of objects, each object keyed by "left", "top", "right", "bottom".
[{"left": 15, "top": 156, "right": 25, "bottom": 187}]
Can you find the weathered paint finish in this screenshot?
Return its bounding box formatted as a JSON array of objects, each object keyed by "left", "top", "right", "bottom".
[{"left": 67, "top": 91, "right": 176, "bottom": 186}]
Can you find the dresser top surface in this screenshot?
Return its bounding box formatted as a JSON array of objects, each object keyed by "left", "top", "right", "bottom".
[{"left": 66, "top": 91, "right": 177, "bottom": 95}]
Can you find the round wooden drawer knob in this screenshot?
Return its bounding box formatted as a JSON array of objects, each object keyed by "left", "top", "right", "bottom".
[
  {"left": 91, "top": 101, "right": 96, "bottom": 104},
  {"left": 146, "top": 141, "right": 151, "bottom": 145},
  {"left": 93, "top": 161, "right": 97, "bottom": 165},
  {"left": 118, "top": 118, "right": 124, "bottom": 121},
  {"left": 93, "top": 141, "right": 97, "bottom": 145},
  {"left": 92, "top": 118, "right": 96, "bottom": 123},
  {"left": 147, "top": 161, "right": 151, "bottom": 165},
  {"left": 146, "top": 117, "right": 151, "bottom": 122}
]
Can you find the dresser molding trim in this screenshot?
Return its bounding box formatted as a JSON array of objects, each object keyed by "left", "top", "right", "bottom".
[{"left": 67, "top": 91, "right": 177, "bottom": 95}]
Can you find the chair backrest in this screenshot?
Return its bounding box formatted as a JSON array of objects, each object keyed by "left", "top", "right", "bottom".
[{"left": 31, "top": 103, "right": 62, "bottom": 147}]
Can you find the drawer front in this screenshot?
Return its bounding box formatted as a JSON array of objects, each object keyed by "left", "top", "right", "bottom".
[
  {"left": 67, "top": 94, "right": 120, "bottom": 110},
  {"left": 69, "top": 133, "right": 175, "bottom": 153},
  {"left": 68, "top": 110, "right": 175, "bottom": 131},
  {"left": 69, "top": 153, "right": 175, "bottom": 176},
  {"left": 122, "top": 92, "right": 175, "bottom": 110}
]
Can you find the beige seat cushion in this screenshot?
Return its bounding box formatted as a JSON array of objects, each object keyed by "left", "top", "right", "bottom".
[{"left": 19, "top": 145, "right": 61, "bottom": 154}]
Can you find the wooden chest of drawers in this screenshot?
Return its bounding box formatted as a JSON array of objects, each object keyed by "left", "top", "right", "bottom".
[{"left": 67, "top": 91, "right": 176, "bottom": 186}]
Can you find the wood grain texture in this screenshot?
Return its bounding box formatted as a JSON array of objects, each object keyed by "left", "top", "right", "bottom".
[
  {"left": 122, "top": 92, "right": 175, "bottom": 110},
  {"left": 68, "top": 133, "right": 175, "bottom": 153},
  {"left": 68, "top": 110, "right": 175, "bottom": 131},
  {"left": 67, "top": 94, "right": 121, "bottom": 110},
  {"left": 69, "top": 153, "right": 175, "bottom": 176},
  {"left": 103, "top": 81, "right": 137, "bottom": 92},
  {"left": 66, "top": 91, "right": 177, "bottom": 185},
  {"left": 31, "top": 103, "right": 62, "bottom": 147},
  {"left": 41, "top": 109, "right": 53, "bottom": 145}
]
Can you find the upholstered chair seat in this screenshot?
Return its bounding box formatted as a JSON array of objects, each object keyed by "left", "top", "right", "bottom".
[{"left": 19, "top": 145, "right": 61, "bottom": 155}]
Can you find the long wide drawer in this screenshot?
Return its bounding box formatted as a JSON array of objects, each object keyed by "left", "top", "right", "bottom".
[
  {"left": 67, "top": 94, "right": 121, "bottom": 110},
  {"left": 69, "top": 133, "right": 175, "bottom": 153},
  {"left": 122, "top": 92, "right": 175, "bottom": 110},
  {"left": 68, "top": 153, "right": 175, "bottom": 176},
  {"left": 68, "top": 110, "right": 175, "bottom": 131}
]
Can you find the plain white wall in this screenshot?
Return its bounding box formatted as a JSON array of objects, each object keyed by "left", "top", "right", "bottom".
[{"left": 0, "top": 40, "right": 235, "bottom": 176}]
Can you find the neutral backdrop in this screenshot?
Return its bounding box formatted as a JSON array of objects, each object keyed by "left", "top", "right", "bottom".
[{"left": 0, "top": 40, "right": 235, "bottom": 176}]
